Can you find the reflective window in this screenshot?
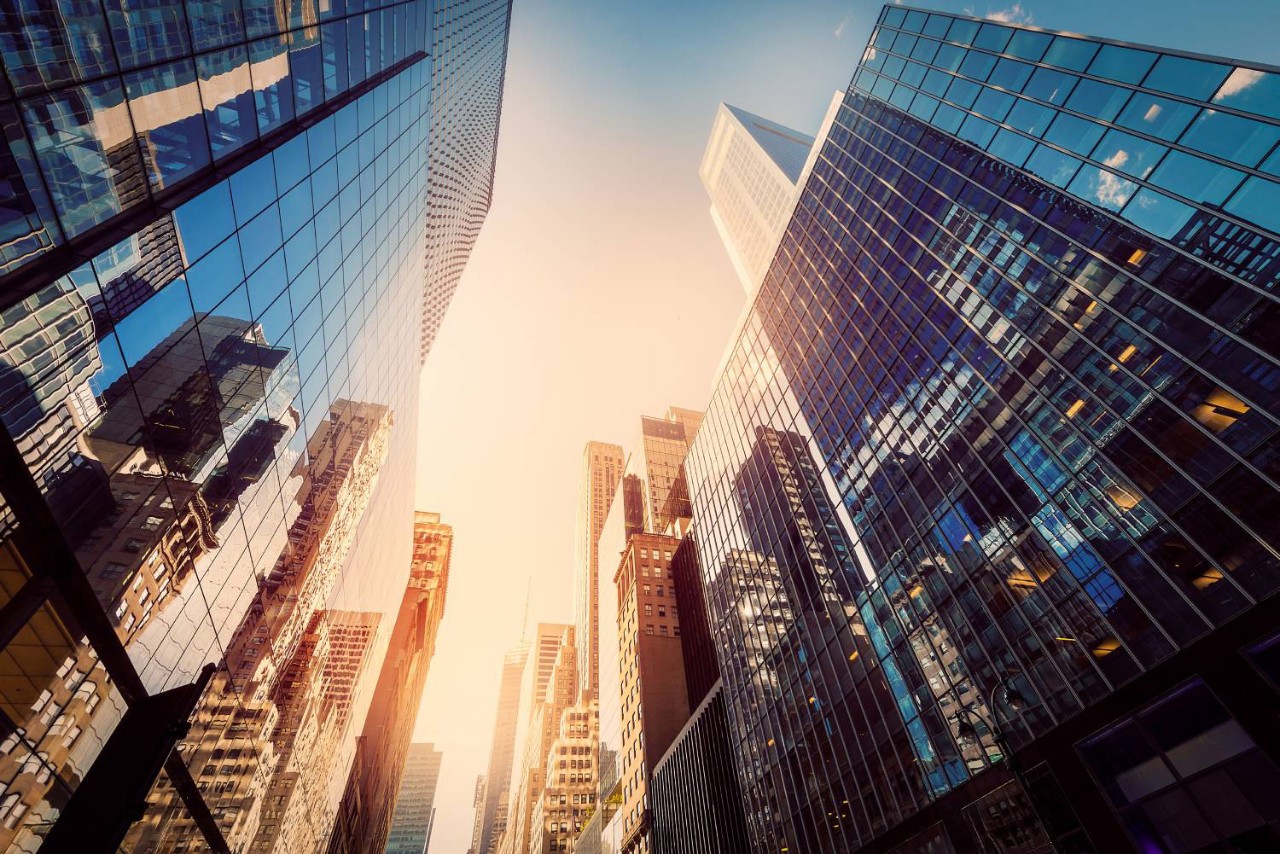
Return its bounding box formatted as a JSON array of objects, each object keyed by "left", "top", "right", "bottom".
[
  {"left": 1225, "top": 176, "right": 1280, "bottom": 236},
  {"left": 1006, "top": 29, "right": 1050, "bottom": 62},
  {"left": 1091, "top": 129, "right": 1167, "bottom": 180},
  {"left": 1143, "top": 54, "right": 1231, "bottom": 101},
  {"left": 988, "top": 127, "right": 1035, "bottom": 167},
  {"left": 1149, "top": 150, "right": 1246, "bottom": 206},
  {"left": 1180, "top": 109, "right": 1280, "bottom": 168},
  {"left": 198, "top": 47, "right": 258, "bottom": 161},
  {"left": 1026, "top": 144, "right": 1083, "bottom": 188},
  {"left": 1069, "top": 163, "right": 1137, "bottom": 211},
  {"left": 1079, "top": 681, "right": 1280, "bottom": 852},
  {"left": 1043, "top": 35, "right": 1098, "bottom": 72},
  {"left": 1043, "top": 112, "right": 1105, "bottom": 157},
  {"left": 1116, "top": 92, "right": 1200, "bottom": 141},
  {"left": 1025, "top": 66, "right": 1078, "bottom": 106},
  {"left": 22, "top": 79, "right": 145, "bottom": 238},
  {"left": 1088, "top": 45, "right": 1157, "bottom": 85},
  {"left": 988, "top": 57, "right": 1033, "bottom": 92},
  {"left": 1120, "top": 188, "right": 1194, "bottom": 238},
  {"left": 125, "top": 60, "right": 211, "bottom": 190},
  {"left": 1212, "top": 67, "right": 1280, "bottom": 121},
  {"left": 1066, "top": 78, "right": 1132, "bottom": 123},
  {"left": 1007, "top": 99, "right": 1055, "bottom": 136},
  {"left": 103, "top": 0, "right": 192, "bottom": 71}
]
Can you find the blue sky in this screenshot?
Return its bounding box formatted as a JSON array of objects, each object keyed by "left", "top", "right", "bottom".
[{"left": 413, "top": 3, "right": 1280, "bottom": 851}]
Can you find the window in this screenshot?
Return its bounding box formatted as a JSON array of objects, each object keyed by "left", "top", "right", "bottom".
[
  {"left": 645, "top": 625, "right": 654, "bottom": 635},
  {"left": 1078, "top": 680, "right": 1280, "bottom": 851},
  {"left": 123, "top": 538, "right": 144, "bottom": 553}
]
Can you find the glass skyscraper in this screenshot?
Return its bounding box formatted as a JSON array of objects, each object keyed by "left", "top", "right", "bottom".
[
  {"left": 685, "top": 5, "right": 1280, "bottom": 853},
  {"left": 0, "top": 0, "right": 509, "bottom": 849}
]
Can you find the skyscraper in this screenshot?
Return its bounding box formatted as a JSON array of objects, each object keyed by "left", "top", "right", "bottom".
[
  {"left": 474, "top": 641, "right": 531, "bottom": 853},
  {"left": 699, "top": 97, "right": 843, "bottom": 294},
  {"left": 698, "top": 104, "right": 814, "bottom": 293},
  {"left": 578, "top": 408, "right": 703, "bottom": 854},
  {"left": 574, "top": 441, "right": 624, "bottom": 701},
  {"left": 385, "top": 743, "right": 444, "bottom": 854},
  {"left": 421, "top": 0, "right": 516, "bottom": 360},
  {"left": 0, "top": 0, "right": 510, "bottom": 848},
  {"left": 686, "top": 6, "right": 1280, "bottom": 853},
  {"left": 498, "top": 623, "right": 574, "bottom": 854}
]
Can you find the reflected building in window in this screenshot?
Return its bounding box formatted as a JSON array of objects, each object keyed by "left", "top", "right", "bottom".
[
  {"left": 328, "top": 512, "right": 453, "bottom": 853},
  {"left": 686, "top": 6, "right": 1280, "bottom": 853},
  {"left": 384, "top": 742, "right": 444, "bottom": 854}
]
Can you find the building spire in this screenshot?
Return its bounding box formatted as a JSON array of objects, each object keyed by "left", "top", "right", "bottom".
[{"left": 519, "top": 576, "right": 531, "bottom": 643}]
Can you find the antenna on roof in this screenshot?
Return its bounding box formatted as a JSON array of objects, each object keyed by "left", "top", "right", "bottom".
[{"left": 519, "top": 576, "right": 531, "bottom": 643}]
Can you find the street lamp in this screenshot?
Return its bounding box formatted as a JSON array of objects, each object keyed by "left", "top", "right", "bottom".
[{"left": 951, "top": 673, "right": 1050, "bottom": 839}]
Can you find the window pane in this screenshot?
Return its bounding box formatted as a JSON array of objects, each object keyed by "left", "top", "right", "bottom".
[
  {"left": 1181, "top": 109, "right": 1280, "bottom": 168},
  {"left": 198, "top": 47, "right": 258, "bottom": 161},
  {"left": 1116, "top": 92, "right": 1199, "bottom": 141},
  {"left": 1025, "top": 66, "right": 1077, "bottom": 105},
  {"left": 1091, "top": 129, "right": 1167, "bottom": 180},
  {"left": 1043, "top": 35, "right": 1098, "bottom": 72},
  {"left": 1043, "top": 112, "right": 1105, "bottom": 156},
  {"left": 1006, "top": 29, "right": 1050, "bottom": 62},
  {"left": 1212, "top": 67, "right": 1280, "bottom": 121},
  {"left": 185, "top": 0, "right": 245, "bottom": 51},
  {"left": 1066, "top": 78, "right": 1131, "bottom": 123},
  {"left": 1121, "top": 187, "right": 1194, "bottom": 239},
  {"left": 103, "top": 0, "right": 191, "bottom": 70},
  {"left": 1144, "top": 54, "right": 1231, "bottom": 101},
  {"left": 1026, "top": 144, "right": 1082, "bottom": 188},
  {"left": 1149, "top": 150, "right": 1245, "bottom": 206},
  {"left": 126, "top": 59, "right": 211, "bottom": 190},
  {"left": 1088, "top": 44, "right": 1157, "bottom": 85},
  {"left": 988, "top": 57, "right": 1033, "bottom": 92},
  {"left": 1069, "top": 163, "right": 1137, "bottom": 211},
  {"left": 1007, "top": 99, "right": 1055, "bottom": 136},
  {"left": 1225, "top": 176, "right": 1280, "bottom": 236},
  {"left": 22, "top": 79, "right": 146, "bottom": 238},
  {"left": 250, "top": 35, "right": 295, "bottom": 136}
]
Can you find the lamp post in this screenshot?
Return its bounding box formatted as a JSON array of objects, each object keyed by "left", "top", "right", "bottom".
[{"left": 951, "top": 674, "right": 1051, "bottom": 841}]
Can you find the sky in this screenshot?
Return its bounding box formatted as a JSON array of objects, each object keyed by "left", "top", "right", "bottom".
[{"left": 409, "top": 1, "right": 1280, "bottom": 851}]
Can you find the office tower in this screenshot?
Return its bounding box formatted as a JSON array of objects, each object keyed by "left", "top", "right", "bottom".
[
  {"left": 421, "top": 0, "right": 515, "bottom": 361},
  {"left": 629, "top": 407, "right": 703, "bottom": 535},
  {"left": 475, "top": 642, "right": 531, "bottom": 853},
  {"left": 498, "top": 624, "right": 574, "bottom": 854},
  {"left": 468, "top": 774, "right": 487, "bottom": 853},
  {"left": 574, "top": 441, "right": 624, "bottom": 700},
  {"left": 611, "top": 533, "right": 688, "bottom": 853},
  {"left": 699, "top": 97, "right": 844, "bottom": 294},
  {"left": 0, "top": 0, "right": 511, "bottom": 846},
  {"left": 384, "top": 743, "right": 444, "bottom": 854},
  {"left": 576, "top": 409, "right": 702, "bottom": 854},
  {"left": 685, "top": 6, "right": 1280, "bottom": 853},
  {"left": 329, "top": 513, "right": 453, "bottom": 852},
  {"left": 698, "top": 105, "right": 814, "bottom": 292},
  {"left": 648, "top": 534, "right": 749, "bottom": 854}
]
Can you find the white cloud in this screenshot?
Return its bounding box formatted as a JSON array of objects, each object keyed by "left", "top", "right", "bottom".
[
  {"left": 986, "top": 3, "right": 1034, "bottom": 24},
  {"left": 1214, "top": 67, "right": 1264, "bottom": 100},
  {"left": 835, "top": 11, "right": 853, "bottom": 38}
]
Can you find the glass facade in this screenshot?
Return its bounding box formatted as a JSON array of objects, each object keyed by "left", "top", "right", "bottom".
[
  {"left": 0, "top": 0, "right": 430, "bottom": 277},
  {"left": 0, "top": 0, "right": 509, "bottom": 849},
  {"left": 684, "top": 6, "right": 1280, "bottom": 853},
  {"left": 420, "top": 0, "right": 512, "bottom": 361}
]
